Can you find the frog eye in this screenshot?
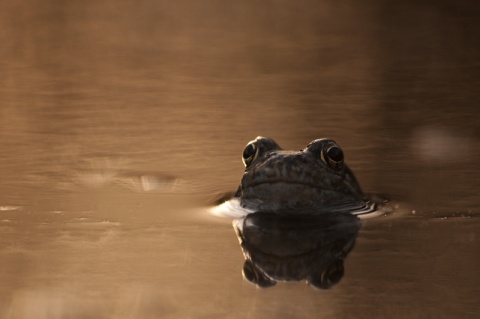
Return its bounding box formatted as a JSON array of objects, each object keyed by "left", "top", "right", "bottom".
[
  {"left": 321, "top": 143, "right": 344, "bottom": 170},
  {"left": 242, "top": 142, "right": 258, "bottom": 167}
]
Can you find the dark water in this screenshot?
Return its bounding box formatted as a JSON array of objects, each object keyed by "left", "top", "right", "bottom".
[{"left": 1, "top": 1, "right": 479, "bottom": 318}]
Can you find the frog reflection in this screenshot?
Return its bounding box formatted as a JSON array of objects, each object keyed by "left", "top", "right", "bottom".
[{"left": 233, "top": 211, "right": 360, "bottom": 288}]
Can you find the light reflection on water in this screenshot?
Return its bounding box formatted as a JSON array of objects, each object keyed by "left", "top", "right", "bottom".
[{"left": 1, "top": 0, "right": 479, "bottom": 318}]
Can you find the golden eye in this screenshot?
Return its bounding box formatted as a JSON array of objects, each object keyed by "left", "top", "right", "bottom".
[
  {"left": 321, "top": 144, "right": 344, "bottom": 170},
  {"left": 242, "top": 142, "right": 258, "bottom": 167}
]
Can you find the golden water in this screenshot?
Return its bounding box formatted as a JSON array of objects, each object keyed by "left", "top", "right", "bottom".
[{"left": 1, "top": 1, "right": 479, "bottom": 318}]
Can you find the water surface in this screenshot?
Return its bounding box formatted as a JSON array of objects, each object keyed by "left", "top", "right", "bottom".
[{"left": 1, "top": 1, "right": 479, "bottom": 318}]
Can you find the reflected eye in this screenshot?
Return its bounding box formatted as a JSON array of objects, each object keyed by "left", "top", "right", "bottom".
[
  {"left": 321, "top": 144, "right": 344, "bottom": 170},
  {"left": 242, "top": 142, "right": 258, "bottom": 167}
]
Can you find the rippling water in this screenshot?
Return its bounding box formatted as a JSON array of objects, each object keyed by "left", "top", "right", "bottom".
[{"left": 1, "top": 1, "right": 479, "bottom": 318}]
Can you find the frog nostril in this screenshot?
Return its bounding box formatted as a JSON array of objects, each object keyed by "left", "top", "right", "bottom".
[{"left": 264, "top": 167, "right": 276, "bottom": 178}]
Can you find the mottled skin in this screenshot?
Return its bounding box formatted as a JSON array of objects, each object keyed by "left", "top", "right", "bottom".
[{"left": 236, "top": 136, "right": 373, "bottom": 214}]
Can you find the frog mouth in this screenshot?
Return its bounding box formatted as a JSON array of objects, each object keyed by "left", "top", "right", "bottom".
[
  {"left": 240, "top": 181, "right": 375, "bottom": 214},
  {"left": 242, "top": 179, "right": 347, "bottom": 195}
]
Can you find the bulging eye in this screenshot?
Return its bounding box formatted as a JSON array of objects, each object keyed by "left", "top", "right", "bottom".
[
  {"left": 321, "top": 143, "right": 344, "bottom": 170},
  {"left": 242, "top": 142, "right": 258, "bottom": 167}
]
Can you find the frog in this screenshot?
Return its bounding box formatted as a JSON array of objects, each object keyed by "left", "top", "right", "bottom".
[{"left": 232, "top": 136, "right": 376, "bottom": 215}]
